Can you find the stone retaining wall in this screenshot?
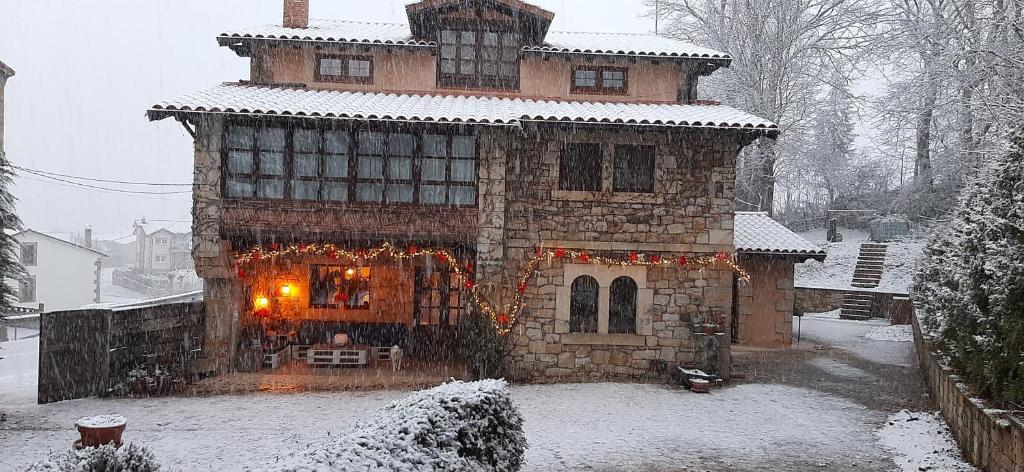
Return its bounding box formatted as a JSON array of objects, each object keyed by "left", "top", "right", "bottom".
[
  {"left": 912, "top": 311, "right": 1024, "bottom": 471},
  {"left": 793, "top": 287, "right": 843, "bottom": 314}
]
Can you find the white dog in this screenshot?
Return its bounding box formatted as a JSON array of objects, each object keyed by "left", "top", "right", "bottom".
[{"left": 389, "top": 345, "right": 403, "bottom": 372}]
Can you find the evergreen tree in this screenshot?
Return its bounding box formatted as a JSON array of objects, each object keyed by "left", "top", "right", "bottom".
[
  {"left": 914, "top": 132, "right": 1024, "bottom": 402},
  {"left": 0, "top": 148, "right": 23, "bottom": 318}
]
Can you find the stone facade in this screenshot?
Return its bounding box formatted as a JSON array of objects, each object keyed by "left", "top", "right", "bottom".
[
  {"left": 476, "top": 125, "right": 748, "bottom": 381},
  {"left": 794, "top": 286, "right": 844, "bottom": 314}
]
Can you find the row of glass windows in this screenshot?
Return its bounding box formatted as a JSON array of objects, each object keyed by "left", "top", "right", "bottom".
[
  {"left": 559, "top": 143, "right": 656, "bottom": 193},
  {"left": 569, "top": 275, "right": 638, "bottom": 334},
  {"left": 223, "top": 125, "right": 477, "bottom": 205}
]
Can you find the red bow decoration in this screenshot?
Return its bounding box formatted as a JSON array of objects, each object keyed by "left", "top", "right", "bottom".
[
  {"left": 554, "top": 248, "right": 566, "bottom": 258},
  {"left": 517, "top": 282, "right": 527, "bottom": 294},
  {"left": 497, "top": 314, "right": 510, "bottom": 325},
  {"left": 298, "top": 244, "right": 308, "bottom": 253},
  {"left": 650, "top": 255, "right": 662, "bottom": 264},
  {"left": 679, "top": 256, "right": 688, "bottom": 266},
  {"left": 407, "top": 245, "right": 418, "bottom": 255},
  {"left": 464, "top": 279, "right": 475, "bottom": 289},
  {"left": 579, "top": 252, "right": 590, "bottom": 263},
  {"left": 629, "top": 251, "right": 639, "bottom": 263},
  {"left": 437, "top": 252, "right": 448, "bottom": 263},
  {"left": 716, "top": 251, "right": 729, "bottom": 262}
]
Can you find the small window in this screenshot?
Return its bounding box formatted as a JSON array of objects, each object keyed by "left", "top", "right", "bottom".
[
  {"left": 21, "top": 242, "right": 37, "bottom": 266},
  {"left": 19, "top": 276, "right": 36, "bottom": 303},
  {"left": 316, "top": 55, "right": 374, "bottom": 84},
  {"left": 571, "top": 66, "right": 629, "bottom": 95},
  {"left": 311, "top": 265, "right": 371, "bottom": 309},
  {"left": 154, "top": 255, "right": 169, "bottom": 263},
  {"left": 609, "top": 276, "right": 638, "bottom": 334},
  {"left": 570, "top": 275, "right": 599, "bottom": 333},
  {"left": 559, "top": 143, "right": 602, "bottom": 191},
  {"left": 613, "top": 145, "right": 656, "bottom": 193}
]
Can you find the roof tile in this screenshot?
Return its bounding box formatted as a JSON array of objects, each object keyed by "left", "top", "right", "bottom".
[{"left": 734, "top": 212, "right": 825, "bottom": 256}]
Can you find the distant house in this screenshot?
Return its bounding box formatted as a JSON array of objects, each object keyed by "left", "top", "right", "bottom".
[
  {"left": 8, "top": 229, "right": 108, "bottom": 312},
  {"left": 132, "top": 219, "right": 192, "bottom": 274},
  {"left": 733, "top": 212, "right": 825, "bottom": 347}
]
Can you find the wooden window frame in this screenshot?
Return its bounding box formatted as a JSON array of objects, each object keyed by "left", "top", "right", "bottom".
[
  {"left": 315, "top": 54, "right": 374, "bottom": 84},
  {"left": 559, "top": 143, "right": 603, "bottom": 192},
  {"left": 221, "top": 120, "right": 478, "bottom": 208},
  {"left": 309, "top": 264, "right": 372, "bottom": 310},
  {"left": 571, "top": 65, "right": 629, "bottom": 95},
  {"left": 613, "top": 144, "right": 656, "bottom": 193},
  {"left": 438, "top": 28, "right": 520, "bottom": 91}
]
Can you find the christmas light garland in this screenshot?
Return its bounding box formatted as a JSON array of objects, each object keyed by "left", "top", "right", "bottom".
[{"left": 234, "top": 242, "right": 751, "bottom": 336}]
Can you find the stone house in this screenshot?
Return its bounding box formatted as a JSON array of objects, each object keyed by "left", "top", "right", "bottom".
[{"left": 148, "top": 0, "right": 777, "bottom": 378}]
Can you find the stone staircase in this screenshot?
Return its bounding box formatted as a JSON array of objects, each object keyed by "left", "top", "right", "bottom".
[{"left": 840, "top": 243, "right": 887, "bottom": 320}]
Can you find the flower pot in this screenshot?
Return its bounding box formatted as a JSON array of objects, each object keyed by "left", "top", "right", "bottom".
[
  {"left": 74, "top": 415, "right": 127, "bottom": 449},
  {"left": 690, "top": 378, "right": 711, "bottom": 393}
]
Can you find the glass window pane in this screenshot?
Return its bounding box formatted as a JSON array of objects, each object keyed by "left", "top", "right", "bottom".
[
  {"left": 320, "top": 58, "right": 343, "bottom": 76},
  {"left": 294, "top": 129, "right": 318, "bottom": 152},
  {"left": 603, "top": 70, "right": 625, "bottom": 89},
  {"left": 259, "top": 151, "right": 285, "bottom": 176},
  {"left": 358, "top": 156, "right": 384, "bottom": 178},
  {"left": 482, "top": 62, "right": 498, "bottom": 76},
  {"left": 358, "top": 132, "right": 384, "bottom": 155},
  {"left": 440, "top": 58, "right": 457, "bottom": 74},
  {"left": 449, "top": 186, "right": 475, "bottom": 205},
  {"left": 460, "top": 59, "right": 475, "bottom": 74},
  {"left": 226, "top": 177, "right": 253, "bottom": 198},
  {"left": 324, "top": 154, "right": 348, "bottom": 177},
  {"left": 484, "top": 32, "right": 498, "bottom": 46},
  {"left": 420, "top": 184, "right": 446, "bottom": 204},
  {"left": 559, "top": 143, "right": 602, "bottom": 191},
  {"left": 441, "top": 30, "right": 457, "bottom": 44},
  {"left": 323, "top": 182, "right": 348, "bottom": 201},
  {"left": 451, "top": 159, "right": 475, "bottom": 182},
  {"left": 292, "top": 180, "right": 320, "bottom": 200},
  {"left": 259, "top": 128, "right": 286, "bottom": 151},
  {"left": 349, "top": 59, "right": 371, "bottom": 77},
  {"left": 452, "top": 136, "right": 475, "bottom": 158},
  {"left": 356, "top": 183, "right": 384, "bottom": 202},
  {"left": 324, "top": 130, "right": 349, "bottom": 153},
  {"left": 257, "top": 179, "right": 284, "bottom": 199},
  {"left": 387, "top": 184, "right": 414, "bottom": 203},
  {"left": 227, "top": 126, "right": 254, "bottom": 148},
  {"left": 421, "top": 158, "right": 446, "bottom": 181},
  {"left": 294, "top": 152, "right": 319, "bottom": 177},
  {"left": 423, "top": 135, "right": 447, "bottom": 157},
  {"left": 461, "top": 31, "right": 475, "bottom": 45},
  {"left": 390, "top": 133, "right": 414, "bottom": 156},
  {"left": 574, "top": 69, "right": 597, "bottom": 87},
  {"left": 389, "top": 157, "right": 412, "bottom": 180},
  {"left": 227, "top": 150, "right": 253, "bottom": 173}
]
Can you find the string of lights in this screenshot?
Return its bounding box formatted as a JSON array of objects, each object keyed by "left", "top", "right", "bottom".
[{"left": 234, "top": 242, "right": 751, "bottom": 336}]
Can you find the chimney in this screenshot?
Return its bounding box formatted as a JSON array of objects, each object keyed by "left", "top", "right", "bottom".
[
  {"left": 283, "top": 0, "right": 309, "bottom": 29},
  {"left": 84, "top": 227, "right": 93, "bottom": 249}
]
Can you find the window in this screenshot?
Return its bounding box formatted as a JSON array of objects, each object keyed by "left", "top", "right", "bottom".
[
  {"left": 223, "top": 124, "right": 476, "bottom": 206},
  {"left": 613, "top": 145, "right": 655, "bottom": 193},
  {"left": 571, "top": 66, "right": 629, "bottom": 95},
  {"left": 19, "top": 276, "right": 36, "bottom": 303},
  {"left": 224, "top": 126, "right": 286, "bottom": 199},
  {"left": 154, "top": 237, "right": 170, "bottom": 245},
  {"left": 569, "top": 275, "right": 599, "bottom": 333},
  {"left": 609, "top": 276, "right": 638, "bottom": 334},
  {"left": 439, "top": 29, "right": 519, "bottom": 90},
  {"left": 311, "top": 265, "right": 371, "bottom": 309},
  {"left": 559, "top": 143, "right": 602, "bottom": 191},
  {"left": 154, "top": 254, "right": 169, "bottom": 263},
  {"left": 316, "top": 55, "right": 373, "bottom": 84},
  {"left": 21, "top": 242, "right": 37, "bottom": 266}
]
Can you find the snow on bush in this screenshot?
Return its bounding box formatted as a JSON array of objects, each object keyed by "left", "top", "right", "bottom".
[
  {"left": 27, "top": 444, "right": 161, "bottom": 472},
  {"left": 864, "top": 325, "right": 913, "bottom": 342},
  {"left": 875, "top": 410, "right": 974, "bottom": 471},
  {"left": 913, "top": 132, "right": 1024, "bottom": 402},
  {"left": 255, "top": 379, "right": 527, "bottom": 472}
]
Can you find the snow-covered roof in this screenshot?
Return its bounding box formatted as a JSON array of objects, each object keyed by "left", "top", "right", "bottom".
[
  {"left": 149, "top": 83, "right": 778, "bottom": 132},
  {"left": 216, "top": 20, "right": 730, "bottom": 60},
  {"left": 734, "top": 212, "right": 825, "bottom": 259},
  {"left": 14, "top": 229, "right": 109, "bottom": 258}
]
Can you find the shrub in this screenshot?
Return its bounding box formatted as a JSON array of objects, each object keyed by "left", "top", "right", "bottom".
[
  {"left": 913, "top": 132, "right": 1024, "bottom": 403},
  {"left": 258, "top": 380, "right": 527, "bottom": 472},
  {"left": 460, "top": 302, "right": 509, "bottom": 380},
  {"left": 28, "top": 444, "right": 161, "bottom": 472}
]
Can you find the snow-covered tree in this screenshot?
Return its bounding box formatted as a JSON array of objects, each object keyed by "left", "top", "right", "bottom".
[
  {"left": 0, "top": 148, "right": 23, "bottom": 318},
  {"left": 914, "top": 131, "right": 1024, "bottom": 403}
]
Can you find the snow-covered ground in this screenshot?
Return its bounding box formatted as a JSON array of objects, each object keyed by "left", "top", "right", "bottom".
[
  {"left": 796, "top": 314, "right": 914, "bottom": 366},
  {"left": 878, "top": 410, "right": 975, "bottom": 471},
  {"left": 865, "top": 324, "right": 913, "bottom": 342},
  {"left": 794, "top": 227, "right": 926, "bottom": 294},
  {"left": 98, "top": 267, "right": 148, "bottom": 306},
  {"left": 0, "top": 336, "right": 39, "bottom": 405}
]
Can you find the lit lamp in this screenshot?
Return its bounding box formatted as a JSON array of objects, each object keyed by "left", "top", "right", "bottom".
[
  {"left": 255, "top": 296, "right": 270, "bottom": 309},
  {"left": 345, "top": 268, "right": 356, "bottom": 280},
  {"left": 280, "top": 284, "right": 293, "bottom": 297}
]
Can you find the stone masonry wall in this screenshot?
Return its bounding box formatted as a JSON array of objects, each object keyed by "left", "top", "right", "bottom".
[
  {"left": 735, "top": 254, "right": 795, "bottom": 348},
  {"left": 482, "top": 125, "right": 747, "bottom": 381}
]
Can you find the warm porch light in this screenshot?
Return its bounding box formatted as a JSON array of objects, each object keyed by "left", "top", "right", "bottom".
[
  {"left": 255, "top": 296, "right": 270, "bottom": 309},
  {"left": 280, "top": 284, "right": 293, "bottom": 296},
  {"left": 345, "top": 268, "right": 356, "bottom": 279}
]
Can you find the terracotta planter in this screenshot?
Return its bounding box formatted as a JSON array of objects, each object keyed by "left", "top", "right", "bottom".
[
  {"left": 690, "top": 379, "right": 711, "bottom": 393},
  {"left": 74, "top": 415, "right": 127, "bottom": 449}
]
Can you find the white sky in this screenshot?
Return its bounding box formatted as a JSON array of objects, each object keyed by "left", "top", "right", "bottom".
[{"left": 0, "top": 0, "right": 654, "bottom": 238}]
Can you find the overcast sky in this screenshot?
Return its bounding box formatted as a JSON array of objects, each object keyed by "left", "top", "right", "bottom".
[{"left": 0, "top": 0, "right": 654, "bottom": 239}]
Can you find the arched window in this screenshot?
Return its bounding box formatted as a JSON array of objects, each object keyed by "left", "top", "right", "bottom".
[
  {"left": 569, "top": 275, "right": 599, "bottom": 333},
  {"left": 609, "top": 276, "right": 638, "bottom": 334}
]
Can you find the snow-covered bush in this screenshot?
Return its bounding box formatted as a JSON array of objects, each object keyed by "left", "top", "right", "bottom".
[
  {"left": 913, "top": 132, "right": 1024, "bottom": 403},
  {"left": 28, "top": 444, "right": 161, "bottom": 472},
  {"left": 257, "top": 379, "right": 527, "bottom": 472}
]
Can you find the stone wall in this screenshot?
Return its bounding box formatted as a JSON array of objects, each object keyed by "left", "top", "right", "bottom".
[
  {"left": 491, "top": 126, "right": 747, "bottom": 381},
  {"left": 912, "top": 311, "right": 1024, "bottom": 471},
  {"left": 38, "top": 302, "right": 204, "bottom": 403},
  {"left": 794, "top": 287, "right": 844, "bottom": 314},
  {"left": 735, "top": 254, "right": 795, "bottom": 348}
]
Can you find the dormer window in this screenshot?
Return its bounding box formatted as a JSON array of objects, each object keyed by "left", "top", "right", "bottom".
[
  {"left": 571, "top": 66, "right": 628, "bottom": 95},
  {"left": 316, "top": 54, "right": 373, "bottom": 84},
  {"left": 438, "top": 29, "right": 519, "bottom": 90}
]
